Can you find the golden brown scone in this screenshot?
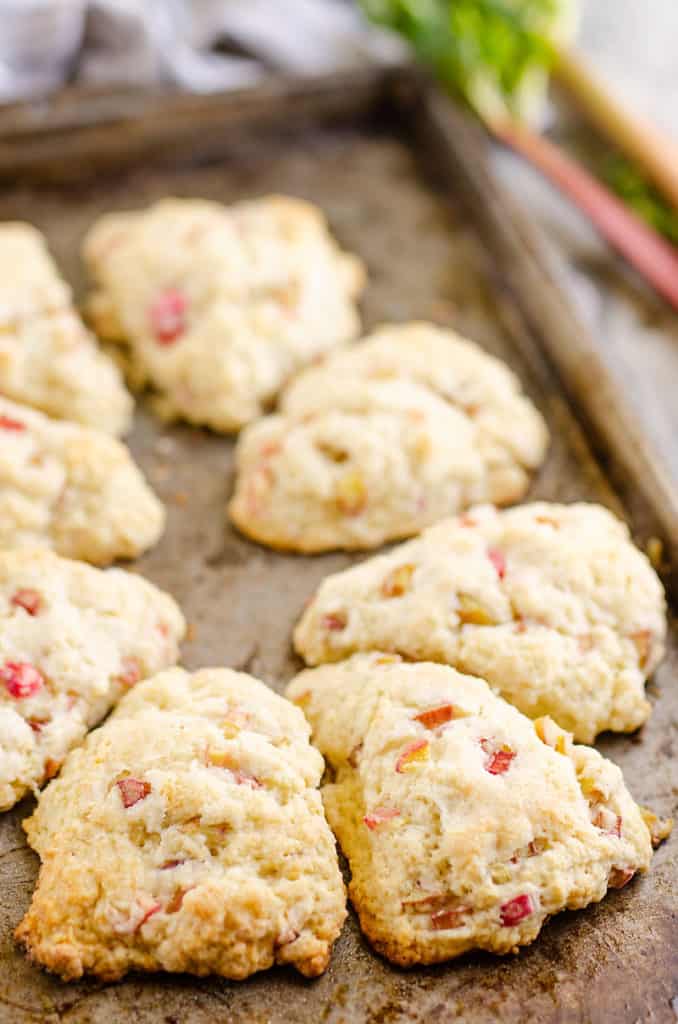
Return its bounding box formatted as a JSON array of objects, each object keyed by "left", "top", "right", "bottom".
[
  {"left": 229, "top": 323, "right": 548, "bottom": 552},
  {"left": 0, "top": 548, "right": 185, "bottom": 811},
  {"left": 83, "top": 196, "right": 365, "bottom": 432},
  {"left": 16, "top": 668, "right": 346, "bottom": 982},
  {"left": 293, "top": 503, "right": 666, "bottom": 742},
  {"left": 286, "top": 654, "right": 664, "bottom": 967},
  {"left": 0, "top": 222, "right": 132, "bottom": 435},
  {"left": 0, "top": 396, "right": 164, "bottom": 564}
]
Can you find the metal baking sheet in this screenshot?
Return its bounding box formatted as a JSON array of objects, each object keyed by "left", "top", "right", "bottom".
[{"left": 0, "top": 73, "right": 676, "bottom": 1023}]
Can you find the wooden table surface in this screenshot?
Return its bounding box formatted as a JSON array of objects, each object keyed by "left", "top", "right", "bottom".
[{"left": 494, "top": 0, "right": 678, "bottom": 487}]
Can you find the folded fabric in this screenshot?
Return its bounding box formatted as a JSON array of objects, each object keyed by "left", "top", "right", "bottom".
[{"left": 0, "top": 0, "right": 407, "bottom": 101}]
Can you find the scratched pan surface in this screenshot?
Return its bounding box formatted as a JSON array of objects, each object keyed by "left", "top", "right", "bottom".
[{"left": 0, "top": 84, "right": 676, "bottom": 1024}]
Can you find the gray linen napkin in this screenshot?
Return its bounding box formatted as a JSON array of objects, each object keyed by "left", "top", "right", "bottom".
[{"left": 0, "top": 0, "right": 406, "bottom": 101}]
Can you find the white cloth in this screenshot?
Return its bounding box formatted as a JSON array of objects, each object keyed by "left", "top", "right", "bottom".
[{"left": 0, "top": 0, "right": 407, "bottom": 101}]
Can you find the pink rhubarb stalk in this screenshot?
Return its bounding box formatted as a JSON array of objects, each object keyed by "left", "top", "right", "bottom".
[{"left": 494, "top": 120, "right": 678, "bottom": 312}]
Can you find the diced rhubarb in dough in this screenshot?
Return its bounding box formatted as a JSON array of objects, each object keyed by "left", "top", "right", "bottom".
[
  {"left": 430, "top": 906, "right": 470, "bottom": 931},
  {"left": 116, "top": 778, "right": 151, "bottom": 808},
  {"left": 0, "top": 414, "right": 26, "bottom": 431},
  {"left": 500, "top": 894, "right": 534, "bottom": 926},
  {"left": 149, "top": 289, "right": 187, "bottom": 345},
  {"left": 1, "top": 662, "right": 44, "bottom": 698},
  {"left": 414, "top": 704, "right": 458, "bottom": 729},
  {"left": 488, "top": 548, "right": 506, "bottom": 579},
  {"left": 11, "top": 588, "right": 42, "bottom": 616},
  {"left": 395, "top": 739, "right": 429, "bottom": 773},
  {"left": 364, "top": 806, "right": 401, "bottom": 830}
]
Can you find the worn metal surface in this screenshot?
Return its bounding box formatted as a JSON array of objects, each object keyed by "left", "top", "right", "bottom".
[{"left": 0, "top": 120, "right": 676, "bottom": 1023}]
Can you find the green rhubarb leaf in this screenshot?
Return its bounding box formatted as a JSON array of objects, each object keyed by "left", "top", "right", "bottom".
[{"left": 361, "top": 0, "right": 577, "bottom": 124}]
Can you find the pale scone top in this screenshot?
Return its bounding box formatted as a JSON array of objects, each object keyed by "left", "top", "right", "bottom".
[
  {"left": 283, "top": 322, "right": 548, "bottom": 472},
  {"left": 83, "top": 196, "right": 365, "bottom": 432},
  {"left": 294, "top": 502, "right": 666, "bottom": 742},
  {"left": 17, "top": 667, "right": 346, "bottom": 982},
  {"left": 0, "top": 396, "right": 165, "bottom": 565},
  {"left": 0, "top": 222, "right": 133, "bottom": 435},
  {"left": 0, "top": 223, "right": 71, "bottom": 325},
  {"left": 286, "top": 654, "right": 655, "bottom": 966},
  {"left": 229, "top": 323, "right": 548, "bottom": 553},
  {"left": 0, "top": 548, "right": 185, "bottom": 811}
]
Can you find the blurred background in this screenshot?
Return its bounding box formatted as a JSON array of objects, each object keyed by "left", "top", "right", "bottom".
[{"left": 2, "top": 0, "right": 677, "bottom": 483}]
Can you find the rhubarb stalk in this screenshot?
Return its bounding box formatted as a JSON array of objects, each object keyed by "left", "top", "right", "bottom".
[
  {"left": 493, "top": 119, "right": 678, "bottom": 309},
  {"left": 361, "top": 0, "right": 678, "bottom": 308},
  {"left": 553, "top": 47, "right": 678, "bottom": 212}
]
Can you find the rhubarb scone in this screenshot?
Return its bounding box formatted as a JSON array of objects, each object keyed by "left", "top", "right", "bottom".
[
  {"left": 0, "top": 223, "right": 132, "bottom": 435},
  {"left": 286, "top": 654, "right": 665, "bottom": 966},
  {"left": 294, "top": 503, "right": 666, "bottom": 742},
  {"left": 228, "top": 324, "right": 547, "bottom": 552},
  {"left": 83, "top": 196, "right": 365, "bottom": 432},
  {"left": 0, "top": 549, "right": 184, "bottom": 811},
  {"left": 16, "top": 667, "right": 346, "bottom": 981},
  {"left": 284, "top": 321, "right": 547, "bottom": 459},
  {"left": 0, "top": 396, "right": 165, "bottom": 564}
]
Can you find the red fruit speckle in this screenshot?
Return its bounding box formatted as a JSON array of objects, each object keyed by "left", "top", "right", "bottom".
[
  {"left": 110, "top": 899, "right": 161, "bottom": 935},
  {"left": 481, "top": 739, "right": 516, "bottom": 775},
  {"left": 149, "top": 288, "right": 187, "bottom": 344},
  {"left": 364, "top": 806, "right": 401, "bottom": 830},
  {"left": 160, "top": 859, "right": 187, "bottom": 870},
  {"left": 119, "top": 657, "right": 142, "bottom": 687},
  {"left": 1, "top": 661, "right": 44, "bottom": 698},
  {"left": 395, "top": 738, "right": 429, "bottom": 773},
  {"left": 116, "top": 777, "right": 151, "bottom": 808},
  {"left": 430, "top": 906, "right": 470, "bottom": 931},
  {"left": 0, "top": 414, "right": 25, "bottom": 431},
  {"left": 233, "top": 770, "right": 262, "bottom": 789},
  {"left": 414, "top": 704, "right": 457, "bottom": 729},
  {"left": 486, "top": 749, "right": 516, "bottom": 775},
  {"left": 488, "top": 548, "right": 506, "bottom": 579},
  {"left": 322, "top": 612, "right": 347, "bottom": 632},
  {"left": 137, "top": 901, "right": 161, "bottom": 929},
  {"left": 500, "top": 893, "right": 534, "bottom": 926},
  {"left": 11, "top": 589, "right": 42, "bottom": 616}
]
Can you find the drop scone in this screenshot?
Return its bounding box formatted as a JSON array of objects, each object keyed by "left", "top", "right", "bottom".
[
  {"left": 0, "top": 396, "right": 164, "bottom": 564},
  {"left": 16, "top": 667, "right": 346, "bottom": 981},
  {"left": 294, "top": 503, "right": 666, "bottom": 742},
  {"left": 0, "top": 222, "right": 132, "bottom": 435},
  {"left": 228, "top": 322, "right": 548, "bottom": 552},
  {"left": 286, "top": 655, "right": 669, "bottom": 966},
  {"left": 0, "top": 549, "right": 184, "bottom": 811},
  {"left": 83, "top": 196, "right": 365, "bottom": 432}
]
